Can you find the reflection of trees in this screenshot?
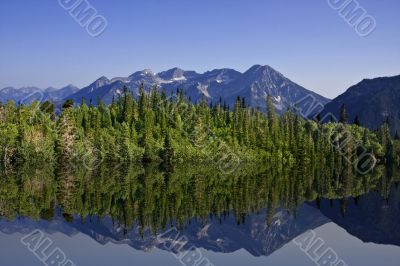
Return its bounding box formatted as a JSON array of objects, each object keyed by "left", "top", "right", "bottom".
[
  {"left": 0, "top": 163, "right": 56, "bottom": 221},
  {"left": 0, "top": 161, "right": 399, "bottom": 232}
]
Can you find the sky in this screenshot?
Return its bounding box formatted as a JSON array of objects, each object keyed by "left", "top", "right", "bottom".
[{"left": 0, "top": 0, "right": 399, "bottom": 99}]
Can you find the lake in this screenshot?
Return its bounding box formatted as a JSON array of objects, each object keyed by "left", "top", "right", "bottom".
[{"left": 0, "top": 163, "right": 399, "bottom": 266}]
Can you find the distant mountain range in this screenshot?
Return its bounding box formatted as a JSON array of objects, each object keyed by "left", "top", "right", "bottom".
[
  {"left": 0, "top": 65, "right": 330, "bottom": 114},
  {"left": 3, "top": 68, "right": 400, "bottom": 134},
  {"left": 320, "top": 75, "right": 400, "bottom": 134},
  {"left": 0, "top": 85, "right": 79, "bottom": 104}
]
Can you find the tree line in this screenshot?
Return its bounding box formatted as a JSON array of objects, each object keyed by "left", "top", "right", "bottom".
[{"left": 0, "top": 85, "right": 399, "bottom": 170}]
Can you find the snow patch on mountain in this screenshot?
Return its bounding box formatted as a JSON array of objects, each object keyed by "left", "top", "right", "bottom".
[{"left": 1, "top": 65, "right": 330, "bottom": 115}]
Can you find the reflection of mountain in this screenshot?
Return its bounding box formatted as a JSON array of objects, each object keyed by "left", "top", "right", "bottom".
[
  {"left": 2, "top": 187, "right": 400, "bottom": 257},
  {"left": 315, "top": 185, "right": 400, "bottom": 246},
  {"left": 0, "top": 204, "right": 328, "bottom": 257}
]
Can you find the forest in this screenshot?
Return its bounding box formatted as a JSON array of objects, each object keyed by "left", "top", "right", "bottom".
[{"left": 0, "top": 85, "right": 399, "bottom": 172}]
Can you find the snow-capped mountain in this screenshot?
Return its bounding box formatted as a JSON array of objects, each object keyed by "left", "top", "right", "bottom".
[
  {"left": 222, "top": 65, "right": 329, "bottom": 113},
  {"left": 158, "top": 67, "right": 200, "bottom": 81},
  {"left": 0, "top": 85, "right": 79, "bottom": 104},
  {"left": 67, "top": 65, "right": 330, "bottom": 112},
  {"left": 0, "top": 65, "right": 330, "bottom": 113}
]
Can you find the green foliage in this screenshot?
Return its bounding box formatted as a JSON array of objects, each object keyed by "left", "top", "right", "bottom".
[
  {"left": 62, "top": 99, "right": 74, "bottom": 110},
  {"left": 0, "top": 89, "right": 396, "bottom": 169},
  {"left": 0, "top": 123, "right": 18, "bottom": 165}
]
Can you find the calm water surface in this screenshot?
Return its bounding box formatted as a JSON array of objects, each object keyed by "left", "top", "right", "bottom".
[{"left": 0, "top": 164, "right": 399, "bottom": 265}]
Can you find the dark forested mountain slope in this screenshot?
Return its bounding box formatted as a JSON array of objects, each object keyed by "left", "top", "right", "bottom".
[{"left": 320, "top": 75, "right": 400, "bottom": 134}]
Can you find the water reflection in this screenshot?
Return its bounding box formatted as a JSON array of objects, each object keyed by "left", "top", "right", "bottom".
[{"left": 0, "top": 162, "right": 399, "bottom": 259}]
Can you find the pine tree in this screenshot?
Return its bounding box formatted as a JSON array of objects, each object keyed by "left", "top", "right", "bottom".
[
  {"left": 119, "top": 122, "right": 132, "bottom": 161},
  {"left": 380, "top": 119, "right": 393, "bottom": 163},
  {"left": 120, "top": 86, "right": 134, "bottom": 123},
  {"left": 160, "top": 130, "right": 174, "bottom": 165},
  {"left": 315, "top": 113, "right": 321, "bottom": 124},
  {"left": 0, "top": 85, "right": 395, "bottom": 169},
  {"left": 138, "top": 83, "right": 146, "bottom": 124},
  {"left": 40, "top": 101, "right": 56, "bottom": 120},
  {"left": 241, "top": 97, "right": 246, "bottom": 109},
  {"left": 353, "top": 115, "right": 360, "bottom": 126},
  {"left": 266, "top": 95, "right": 276, "bottom": 128},
  {"left": 62, "top": 99, "right": 74, "bottom": 110},
  {"left": 80, "top": 99, "right": 89, "bottom": 132},
  {"left": 340, "top": 104, "right": 348, "bottom": 124}
]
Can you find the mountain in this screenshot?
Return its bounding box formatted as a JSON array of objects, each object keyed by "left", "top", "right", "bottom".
[
  {"left": 45, "top": 85, "right": 80, "bottom": 102},
  {"left": 158, "top": 67, "right": 201, "bottom": 81},
  {"left": 0, "top": 86, "right": 42, "bottom": 104},
  {"left": 0, "top": 204, "right": 329, "bottom": 257},
  {"left": 0, "top": 66, "right": 329, "bottom": 114},
  {"left": 320, "top": 75, "right": 400, "bottom": 133},
  {"left": 0, "top": 85, "right": 79, "bottom": 105},
  {"left": 67, "top": 65, "right": 330, "bottom": 113},
  {"left": 221, "top": 65, "right": 329, "bottom": 113}
]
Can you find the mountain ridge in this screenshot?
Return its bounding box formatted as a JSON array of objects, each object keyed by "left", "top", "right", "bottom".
[
  {"left": 0, "top": 85, "right": 80, "bottom": 104},
  {"left": 64, "top": 65, "right": 330, "bottom": 112},
  {"left": 0, "top": 65, "right": 330, "bottom": 113},
  {"left": 320, "top": 75, "right": 400, "bottom": 133}
]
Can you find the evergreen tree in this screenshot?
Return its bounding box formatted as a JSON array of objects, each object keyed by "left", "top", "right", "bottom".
[
  {"left": 160, "top": 130, "right": 174, "bottom": 165},
  {"left": 40, "top": 101, "right": 56, "bottom": 120},
  {"left": 379, "top": 119, "right": 394, "bottom": 163},
  {"left": 0, "top": 86, "right": 394, "bottom": 169},
  {"left": 340, "top": 104, "right": 348, "bottom": 124},
  {"left": 266, "top": 95, "right": 276, "bottom": 129},
  {"left": 62, "top": 99, "right": 74, "bottom": 110},
  {"left": 353, "top": 115, "right": 361, "bottom": 126},
  {"left": 315, "top": 113, "right": 321, "bottom": 124}
]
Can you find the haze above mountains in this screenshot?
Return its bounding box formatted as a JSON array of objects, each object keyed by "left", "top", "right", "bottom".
[{"left": 1, "top": 64, "right": 399, "bottom": 132}]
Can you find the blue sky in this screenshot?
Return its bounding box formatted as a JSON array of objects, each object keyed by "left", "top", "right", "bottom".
[{"left": 0, "top": 0, "right": 399, "bottom": 98}]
